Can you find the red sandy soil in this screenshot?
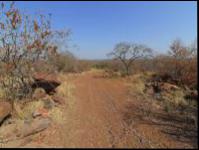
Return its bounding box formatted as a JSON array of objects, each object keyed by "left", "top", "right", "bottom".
[
  {"left": 57, "top": 71, "right": 195, "bottom": 148},
  {"left": 2, "top": 71, "right": 196, "bottom": 148}
]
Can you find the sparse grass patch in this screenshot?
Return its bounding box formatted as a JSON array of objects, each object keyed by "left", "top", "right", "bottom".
[
  {"left": 49, "top": 107, "right": 63, "bottom": 124},
  {"left": 14, "top": 100, "right": 44, "bottom": 120},
  {"left": 131, "top": 78, "right": 145, "bottom": 95},
  {"left": 128, "top": 72, "right": 153, "bottom": 95},
  {"left": 0, "top": 88, "right": 5, "bottom": 100},
  {"left": 56, "top": 74, "right": 75, "bottom": 109},
  {"left": 161, "top": 89, "right": 187, "bottom": 108},
  {"left": 128, "top": 72, "right": 196, "bottom": 115},
  {"left": 13, "top": 96, "right": 64, "bottom": 124}
]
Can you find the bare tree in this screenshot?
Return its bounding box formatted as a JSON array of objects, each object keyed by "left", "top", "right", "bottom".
[
  {"left": 168, "top": 39, "right": 197, "bottom": 85},
  {"left": 0, "top": 2, "right": 69, "bottom": 111},
  {"left": 107, "top": 42, "right": 153, "bottom": 75}
]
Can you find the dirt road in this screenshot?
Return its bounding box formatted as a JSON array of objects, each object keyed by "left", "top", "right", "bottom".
[
  {"left": 1, "top": 70, "right": 195, "bottom": 148},
  {"left": 59, "top": 70, "right": 194, "bottom": 148}
]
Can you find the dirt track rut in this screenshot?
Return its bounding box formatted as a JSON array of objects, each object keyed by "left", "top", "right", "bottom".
[{"left": 60, "top": 71, "right": 194, "bottom": 148}]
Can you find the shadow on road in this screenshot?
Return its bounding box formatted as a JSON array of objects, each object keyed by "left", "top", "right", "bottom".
[{"left": 122, "top": 101, "right": 198, "bottom": 148}]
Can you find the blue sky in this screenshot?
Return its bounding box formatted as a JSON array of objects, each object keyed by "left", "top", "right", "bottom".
[{"left": 15, "top": 1, "right": 197, "bottom": 59}]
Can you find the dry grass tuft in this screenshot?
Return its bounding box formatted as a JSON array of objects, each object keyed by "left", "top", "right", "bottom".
[
  {"left": 161, "top": 90, "right": 187, "bottom": 107},
  {"left": 14, "top": 100, "right": 44, "bottom": 120},
  {"left": 128, "top": 72, "right": 154, "bottom": 95},
  {"left": 49, "top": 107, "right": 63, "bottom": 124},
  {"left": 56, "top": 74, "right": 75, "bottom": 108},
  {"left": 0, "top": 87, "right": 5, "bottom": 100}
]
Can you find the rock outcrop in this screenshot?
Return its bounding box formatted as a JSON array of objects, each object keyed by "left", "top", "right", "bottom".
[{"left": 0, "top": 101, "right": 12, "bottom": 125}]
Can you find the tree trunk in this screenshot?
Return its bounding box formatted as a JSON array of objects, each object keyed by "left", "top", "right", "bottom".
[{"left": 124, "top": 64, "right": 130, "bottom": 76}]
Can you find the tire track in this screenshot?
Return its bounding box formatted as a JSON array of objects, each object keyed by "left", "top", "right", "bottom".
[{"left": 97, "top": 79, "right": 160, "bottom": 148}]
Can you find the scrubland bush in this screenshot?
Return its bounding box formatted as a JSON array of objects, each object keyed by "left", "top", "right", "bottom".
[
  {"left": 91, "top": 60, "right": 123, "bottom": 76},
  {"left": 75, "top": 60, "right": 94, "bottom": 72},
  {"left": 127, "top": 46, "right": 197, "bottom": 127},
  {"left": 153, "top": 39, "right": 197, "bottom": 89},
  {"left": 92, "top": 61, "right": 109, "bottom": 70},
  {"left": 0, "top": 2, "right": 69, "bottom": 110},
  {"left": 48, "top": 51, "right": 77, "bottom": 73},
  {"left": 107, "top": 60, "right": 124, "bottom": 74},
  {"left": 127, "top": 59, "right": 155, "bottom": 74},
  {"left": 105, "top": 39, "right": 197, "bottom": 89},
  {"left": 129, "top": 74, "right": 146, "bottom": 95}
]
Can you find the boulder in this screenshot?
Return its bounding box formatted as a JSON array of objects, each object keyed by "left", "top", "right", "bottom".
[
  {"left": 32, "top": 108, "right": 49, "bottom": 118},
  {"left": 32, "top": 72, "right": 61, "bottom": 94},
  {"left": 160, "top": 82, "right": 180, "bottom": 92},
  {"left": 0, "top": 101, "right": 12, "bottom": 125},
  {"left": 19, "top": 117, "right": 51, "bottom": 138},
  {"left": 32, "top": 88, "right": 47, "bottom": 100},
  {"left": 33, "top": 73, "right": 61, "bottom": 85},
  {"left": 43, "top": 96, "right": 55, "bottom": 109},
  {"left": 52, "top": 95, "right": 65, "bottom": 105},
  {"left": 32, "top": 110, "right": 42, "bottom": 118}
]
